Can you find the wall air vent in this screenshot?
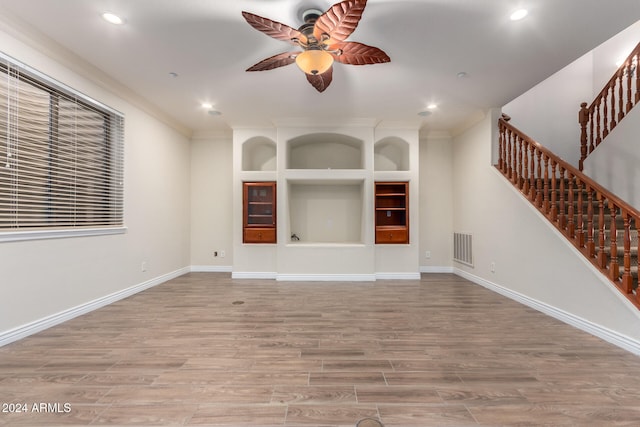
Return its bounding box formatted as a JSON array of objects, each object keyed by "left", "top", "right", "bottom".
[{"left": 453, "top": 232, "right": 473, "bottom": 267}]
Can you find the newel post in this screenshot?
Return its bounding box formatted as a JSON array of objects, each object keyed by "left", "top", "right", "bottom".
[{"left": 578, "top": 102, "right": 589, "bottom": 171}]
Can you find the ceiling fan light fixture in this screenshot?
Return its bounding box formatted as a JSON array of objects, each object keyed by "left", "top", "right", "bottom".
[{"left": 295, "top": 48, "right": 334, "bottom": 76}]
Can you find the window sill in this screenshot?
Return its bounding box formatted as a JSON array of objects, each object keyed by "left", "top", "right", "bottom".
[{"left": 0, "top": 227, "right": 127, "bottom": 243}]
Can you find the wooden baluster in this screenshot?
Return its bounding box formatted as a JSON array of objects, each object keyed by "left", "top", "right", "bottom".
[
  {"left": 579, "top": 102, "right": 588, "bottom": 171},
  {"left": 558, "top": 166, "right": 566, "bottom": 230},
  {"left": 595, "top": 100, "right": 602, "bottom": 147},
  {"left": 517, "top": 136, "right": 524, "bottom": 189},
  {"left": 587, "top": 186, "right": 595, "bottom": 258},
  {"left": 609, "top": 202, "right": 619, "bottom": 281},
  {"left": 536, "top": 149, "right": 543, "bottom": 208},
  {"left": 567, "top": 175, "right": 575, "bottom": 239},
  {"left": 576, "top": 178, "right": 584, "bottom": 248},
  {"left": 618, "top": 69, "right": 625, "bottom": 122},
  {"left": 498, "top": 123, "right": 504, "bottom": 171},
  {"left": 550, "top": 160, "right": 558, "bottom": 222},
  {"left": 602, "top": 90, "right": 610, "bottom": 139},
  {"left": 542, "top": 154, "right": 550, "bottom": 214},
  {"left": 597, "top": 195, "right": 607, "bottom": 268},
  {"left": 636, "top": 54, "right": 640, "bottom": 104},
  {"left": 511, "top": 133, "right": 518, "bottom": 185},
  {"left": 507, "top": 128, "right": 513, "bottom": 179},
  {"left": 529, "top": 145, "right": 536, "bottom": 202},
  {"left": 522, "top": 138, "right": 530, "bottom": 194},
  {"left": 621, "top": 211, "right": 633, "bottom": 293},
  {"left": 626, "top": 59, "right": 633, "bottom": 112},
  {"left": 609, "top": 80, "right": 617, "bottom": 130},
  {"left": 589, "top": 109, "right": 595, "bottom": 154}
]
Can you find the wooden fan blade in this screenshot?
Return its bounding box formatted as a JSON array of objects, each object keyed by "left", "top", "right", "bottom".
[
  {"left": 246, "top": 51, "right": 297, "bottom": 72},
  {"left": 313, "top": 0, "right": 367, "bottom": 43},
  {"left": 306, "top": 67, "right": 333, "bottom": 92},
  {"left": 330, "top": 41, "right": 390, "bottom": 65},
  {"left": 242, "top": 11, "right": 306, "bottom": 44}
]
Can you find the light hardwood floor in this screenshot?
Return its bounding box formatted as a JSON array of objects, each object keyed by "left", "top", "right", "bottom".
[{"left": 1, "top": 273, "right": 640, "bottom": 426}]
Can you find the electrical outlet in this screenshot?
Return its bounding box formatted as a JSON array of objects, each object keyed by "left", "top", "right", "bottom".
[
  {"left": 220, "top": 250, "right": 226, "bottom": 258},
  {"left": 141, "top": 261, "right": 147, "bottom": 272},
  {"left": 425, "top": 251, "right": 431, "bottom": 259}
]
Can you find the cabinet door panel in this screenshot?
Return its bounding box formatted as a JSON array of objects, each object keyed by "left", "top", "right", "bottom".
[
  {"left": 375, "top": 227, "right": 408, "bottom": 244},
  {"left": 244, "top": 228, "right": 276, "bottom": 244}
]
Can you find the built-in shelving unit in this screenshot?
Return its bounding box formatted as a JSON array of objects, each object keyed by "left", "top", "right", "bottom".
[
  {"left": 242, "top": 137, "right": 276, "bottom": 171},
  {"left": 287, "top": 133, "right": 364, "bottom": 170},
  {"left": 375, "top": 181, "right": 409, "bottom": 244},
  {"left": 234, "top": 126, "right": 418, "bottom": 280},
  {"left": 374, "top": 137, "right": 409, "bottom": 171},
  {"left": 243, "top": 181, "right": 276, "bottom": 243}
]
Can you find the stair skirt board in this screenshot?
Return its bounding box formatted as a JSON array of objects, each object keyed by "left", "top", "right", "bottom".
[
  {"left": 455, "top": 268, "right": 640, "bottom": 356},
  {"left": 0, "top": 267, "right": 191, "bottom": 348}
]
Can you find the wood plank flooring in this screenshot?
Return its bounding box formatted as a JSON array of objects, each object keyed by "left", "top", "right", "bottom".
[{"left": 1, "top": 272, "right": 640, "bottom": 426}]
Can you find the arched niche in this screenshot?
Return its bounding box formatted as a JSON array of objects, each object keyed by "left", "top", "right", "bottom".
[
  {"left": 374, "top": 137, "right": 410, "bottom": 171},
  {"left": 242, "top": 137, "right": 277, "bottom": 171},
  {"left": 287, "top": 133, "right": 363, "bottom": 169}
]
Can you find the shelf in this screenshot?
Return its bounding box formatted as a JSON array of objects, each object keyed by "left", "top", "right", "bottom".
[
  {"left": 287, "top": 133, "right": 364, "bottom": 169},
  {"left": 374, "top": 181, "right": 408, "bottom": 244},
  {"left": 243, "top": 181, "right": 277, "bottom": 243}
]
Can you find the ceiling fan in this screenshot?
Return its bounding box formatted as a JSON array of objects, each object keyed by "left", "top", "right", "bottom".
[{"left": 242, "top": 0, "right": 390, "bottom": 92}]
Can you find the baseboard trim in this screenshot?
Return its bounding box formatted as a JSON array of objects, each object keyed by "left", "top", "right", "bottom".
[
  {"left": 454, "top": 268, "right": 640, "bottom": 356},
  {"left": 375, "top": 272, "right": 421, "bottom": 280},
  {"left": 277, "top": 273, "right": 376, "bottom": 282},
  {"left": 191, "top": 265, "right": 232, "bottom": 273},
  {"left": 0, "top": 267, "right": 190, "bottom": 347},
  {"left": 231, "top": 271, "right": 277, "bottom": 280},
  {"left": 420, "top": 266, "right": 455, "bottom": 273}
]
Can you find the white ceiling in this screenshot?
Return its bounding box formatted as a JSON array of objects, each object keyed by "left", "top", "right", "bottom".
[{"left": 1, "top": 0, "right": 639, "bottom": 136}]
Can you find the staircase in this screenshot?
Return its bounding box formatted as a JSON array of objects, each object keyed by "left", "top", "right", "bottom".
[
  {"left": 579, "top": 41, "right": 640, "bottom": 170},
  {"left": 497, "top": 114, "right": 639, "bottom": 308}
]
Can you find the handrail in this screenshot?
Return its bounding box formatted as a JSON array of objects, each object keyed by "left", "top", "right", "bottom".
[
  {"left": 499, "top": 114, "right": 640, "bottom": 307},
  {"left": 579, "top": 41, "right": 640, "bottom": 170}
]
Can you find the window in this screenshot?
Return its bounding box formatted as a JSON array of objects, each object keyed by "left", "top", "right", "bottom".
[{"left": 0, "top": 53, "right": 124, "bottom": 241}]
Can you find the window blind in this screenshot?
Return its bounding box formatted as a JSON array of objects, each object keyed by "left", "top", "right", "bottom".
[{"left": 0, "top": 53, "right": 124, "bottom": 232}]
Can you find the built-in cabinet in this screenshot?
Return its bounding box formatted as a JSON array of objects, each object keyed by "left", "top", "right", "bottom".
[
  {"left": 243, "top": 181, "right": 276, "bottom": 243},
  {"left": 374, "top": 181, "right": 409, "bottom": 244},
  {"left": 233, "top": 126, "right": 418, "bottom": 279}
]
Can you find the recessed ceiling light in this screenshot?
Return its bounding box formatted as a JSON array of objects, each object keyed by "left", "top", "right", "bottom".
[
  {"left": 457, "top": 71, "right": 468, "bottom": 78},
  {"left": 427, "top": 103, "right": 438, "bottom": 110},
  {"left": 201, "top": 103, "right": 213, "bottom": 109},
  {"left": 102, "top": 12, "right": 124, "bottom": 25},
  {"left": 510, "top": 9, "right": 528, "bottom": 21},
  {"left": 418, "top": 110, "right": 432, "bottom": 117},
  {"left": 169, "top": 72, "right": 179, "bottom": 78},
  {"left": 208, "top": 110, "right": 222, "bottom": 116}
]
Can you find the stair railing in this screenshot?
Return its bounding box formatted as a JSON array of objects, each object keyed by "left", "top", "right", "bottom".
[
  {"left": 499, "top": 114, "right": 640, "bottom": 308},
  {"left": 579, "top": 41, "right": 640, "bottom": 170}
]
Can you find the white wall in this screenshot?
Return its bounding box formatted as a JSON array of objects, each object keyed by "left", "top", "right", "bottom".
[
  {"left": 452, "top": 110, "right": 640, "bottom": 348},
  {"left": 502, "top": 53, "right": 592, "bottom": 165},
  {"left": 190, "top": 134, "right": 234, "bottom": 269},
  {"left": 419, "top": 133, "right": 454, "bottom": 270},
  {"left": 0, "top": 27, "right": 191, "bottom": 338}
]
